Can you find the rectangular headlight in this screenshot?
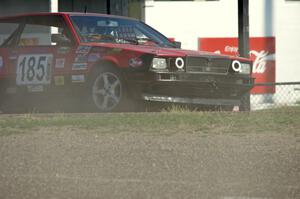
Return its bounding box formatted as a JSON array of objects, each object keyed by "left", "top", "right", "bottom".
[
  {"left": 240, "top": 63, "right": 251, "bottom": 74},
  {"left": 151, "top": 58, "right": 167, "bottom": 70}
]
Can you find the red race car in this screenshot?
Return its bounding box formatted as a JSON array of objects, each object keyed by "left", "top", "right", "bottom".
[{"left": 0, "top": 12, "right": 254, "bottom": 112}]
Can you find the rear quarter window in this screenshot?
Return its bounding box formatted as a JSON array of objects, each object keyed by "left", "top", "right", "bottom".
[
  {"left": 0, "top": 22, "right": 19, "bottom": 46},
  {"left": 19, "top": 24, "right": 59, "bottom": 46}
]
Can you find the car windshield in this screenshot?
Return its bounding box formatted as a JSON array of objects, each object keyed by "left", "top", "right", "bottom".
[{"left": 70, "top": 15, "right": 176, "bottom": 48}]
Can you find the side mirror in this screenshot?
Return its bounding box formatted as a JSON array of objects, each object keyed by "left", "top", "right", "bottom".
[
  {"left": 51, "top": 34, "right": 71, "bottom": 46},
  {"left": 168, "top": 38, "right": 181, "bottom": 49},
  {"left": 173, "top": 41, "right": 181, "bottom": 49}
]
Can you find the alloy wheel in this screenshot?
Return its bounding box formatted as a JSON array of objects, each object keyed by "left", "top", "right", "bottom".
[{"left": 92, "top": 72, "right": 122, "bottom": 111}]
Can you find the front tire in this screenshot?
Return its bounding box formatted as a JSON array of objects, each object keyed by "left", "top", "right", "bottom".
[{"left": 89, "top": 67, "right": 126, "bottom": 112}]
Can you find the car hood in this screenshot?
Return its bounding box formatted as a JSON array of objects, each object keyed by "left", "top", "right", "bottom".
[{"left": 84, "top": 43, "right": 249, "bottom": 61}]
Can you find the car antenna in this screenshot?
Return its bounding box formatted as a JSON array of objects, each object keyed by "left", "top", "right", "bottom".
[{"left": 84, "top": 5, "right": 88, "bottom": 13}]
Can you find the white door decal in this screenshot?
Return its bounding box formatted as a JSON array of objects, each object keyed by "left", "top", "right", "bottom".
[{"left": 16, "top": 54, "right": 53, "bottom": 85}]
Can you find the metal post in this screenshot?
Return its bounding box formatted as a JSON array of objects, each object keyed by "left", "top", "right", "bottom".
[
  {"left": 107, "top": 0, "right": 111, "bottom": 14},
  {"left": 50, "top": 0, "right": 58, "bottom": 13},
  {"left": 238, "top": 0, "right": 249, "bottom": 58},
  {"left": 238, "top": 0, "right": 251, "bottom": 111},
  {"left": 50, "top": 0, "right": 58, "bottom": 40}
]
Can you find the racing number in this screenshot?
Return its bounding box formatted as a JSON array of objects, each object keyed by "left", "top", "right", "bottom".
[
  {"left": 20, "top": 56, "right": 45, "bottom": 81},
  {"left": 27, "top": 57, "right": 35, "bottom": 81},
  {"left": 17, "top": 54, "right": 52, "bottom": 85},
  {"left": 37, "top": 56, "right": 46, "bottom": 81}
]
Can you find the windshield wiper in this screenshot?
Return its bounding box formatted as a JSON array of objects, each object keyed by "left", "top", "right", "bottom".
[
  {"left": 115, "top": 38, "right": 139, "bottom": 45},
  {"left": 136, "top": 37, "right": 173, "bottom": 48},
  {"left": 137, "top": 37, "right": 158, "bottom": 44},
  {"left": 82, "top": 34, "right": 137, "bottom": 44}
]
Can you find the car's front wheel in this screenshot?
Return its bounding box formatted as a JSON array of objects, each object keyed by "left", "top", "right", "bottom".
[{"left": 90, "top": 67, "right": 126, "bottom": 112}]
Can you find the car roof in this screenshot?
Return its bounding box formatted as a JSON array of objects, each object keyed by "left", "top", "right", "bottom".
[{"left": 0, "top": 12, "right": 138, "bottom": 21}]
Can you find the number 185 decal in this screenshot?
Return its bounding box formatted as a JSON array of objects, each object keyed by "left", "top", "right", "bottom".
[{"left": 16, "top": 54, "right": 53, "bottom": 85}]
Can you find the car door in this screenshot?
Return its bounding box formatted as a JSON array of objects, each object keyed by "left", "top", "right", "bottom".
[{"left": 8, "top": 15, "right": 76, "bottom": 93}]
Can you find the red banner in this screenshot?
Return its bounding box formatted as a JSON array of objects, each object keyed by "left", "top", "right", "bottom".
[{"left": 199, "top": 37, "right": 276, "bottom": 94}]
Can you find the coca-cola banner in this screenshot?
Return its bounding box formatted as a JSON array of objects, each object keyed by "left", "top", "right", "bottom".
[{"left": 199, "top": 37, "right": 276, "bottom": 94}]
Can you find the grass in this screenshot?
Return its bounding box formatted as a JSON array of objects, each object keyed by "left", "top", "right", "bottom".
[{"left": 0, "top": 107, "right": 300, "bottom": 136}]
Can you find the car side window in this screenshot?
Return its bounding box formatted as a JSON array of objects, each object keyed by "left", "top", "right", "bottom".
[
  {"left": 18, "top": 24, "right": 70, "bottom": 46},
  {"left": 0, "top": 22, "right": 19, "bottom": 46},
  {"left": 16, "top": 15, "right": 74, "bottom": 47}
]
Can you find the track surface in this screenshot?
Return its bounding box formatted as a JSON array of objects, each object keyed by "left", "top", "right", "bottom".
[{"left": 0, "top": 128, "right": 299, "bottom": 199}]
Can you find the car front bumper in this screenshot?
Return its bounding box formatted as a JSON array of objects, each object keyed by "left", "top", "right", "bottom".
[{"left": 125, "top": 71, "right": 254, "bottom": 106}]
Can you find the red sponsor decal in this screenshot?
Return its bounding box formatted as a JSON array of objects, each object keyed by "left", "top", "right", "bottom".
[{"left": 199, "top": 37, "right": 276, "bottom": 94}]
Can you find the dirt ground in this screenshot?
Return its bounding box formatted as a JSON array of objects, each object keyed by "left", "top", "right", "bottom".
[{"left": 0, "top": 128, "right": 299, "bottom": 199}]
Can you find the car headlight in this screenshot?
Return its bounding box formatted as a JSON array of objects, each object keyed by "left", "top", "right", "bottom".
[
  {"left": 151, "top": 58, "right": 167, "bottom": 70},
  {"left": 175, "top": 57, "right": 184, "bottom": 69},
  {"left": 231, "top": 60, "right": 251, "bottom": 74},
  {"left": 240, "top": 63, "right": 251, "bottom": 74}
]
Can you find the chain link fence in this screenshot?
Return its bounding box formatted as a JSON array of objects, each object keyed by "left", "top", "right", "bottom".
[{"left": 250, "top": 82, "right": 300, "bottom": 110}]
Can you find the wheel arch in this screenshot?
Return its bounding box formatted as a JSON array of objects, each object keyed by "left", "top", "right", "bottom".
[
  {"left": 88, "top": 59, "right": 128, "bottom": 92},
  {"left": 90, "top": 59, "right": 120, "bottom": 73}
]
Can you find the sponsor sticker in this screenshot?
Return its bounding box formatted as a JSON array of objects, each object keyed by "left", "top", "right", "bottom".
[
  {"left": 74, "top": 54, "right": 88, "bottom": 63},
  {"left": 72, "top": 75, "right": 85, "bottom": 83},
  {"left": 57, "top": 47, "right": 70, "bottom": 54},
  {"left": 19, "top": 38, "right": 38, "bottom": 46},
  {"left": 27, "top": 85, "right": 44, "bottom": 92},
  {"left": 76, "top": 46, "right": 91, "bottom": 54},
  {"left": 88, "top": 53, "right": 101, "bottom": 62},
  {"left": 54, "top": 76, "right": 65, "bottom": 86},
  {"left": 55, "top": 58, "right": 65, "bottom": 68},
  {"left": 72, "top": 63, "right": 88, "bottom": 70},
  {"left": 129, "top": 57, "right": 143, "bottom": 68}
]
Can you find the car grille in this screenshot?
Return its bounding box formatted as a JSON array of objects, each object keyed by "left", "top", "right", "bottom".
[{"left": 186, "top": 57, "right": 230, "bottom": 74}]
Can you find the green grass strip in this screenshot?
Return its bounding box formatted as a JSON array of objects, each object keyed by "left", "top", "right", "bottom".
[{"left": 0, "top": 107, "right": 299, "bottom": 136}]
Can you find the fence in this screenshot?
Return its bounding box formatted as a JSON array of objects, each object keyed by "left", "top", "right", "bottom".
[{"left": 250, "top": 82, "right": 300, "bottom": 110}]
